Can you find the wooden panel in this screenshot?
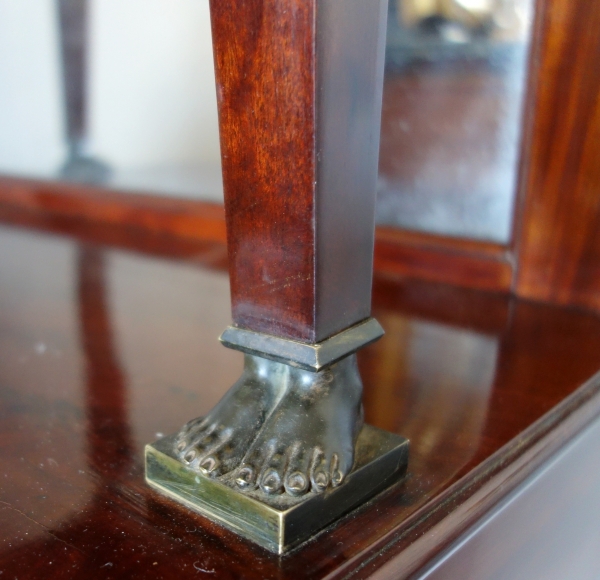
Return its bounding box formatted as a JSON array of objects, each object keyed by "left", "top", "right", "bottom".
[
  {"left": 211, "top": 0, "right": 317, "bottom": 342},
  {"left": 375, "top": 227, "right": 514, "bottom": 292},
  {"left": 0, "top": 175, "right": 514, "bottom": 294},
  {"left": 315, "top": 0, "right": 388, "bottom": 342},
  {"left": 211, "top": 0, "right": 387, "bottom": 342},
  {"left": 0, "top": 181, "right": 512, "bottom": 306},
  {"left": 0, "top": 177, "right": 513, "bottom": 292},
  {"left": 5, "top": 2, "right": 600, "bottom": 307},
  {"left": 1, "top": 221, "right": 600, "bottom": 578},
  {"left": 412, "top": 417, "right": 600, "bottom": 580},
  {"left": 0, "top": 176, "right": 227, "bottom": 243},
  {"left": 371, "top": 275, "right": 511, "bottom": 335},
  {"left": 515, "top": 0, "right": 600, "bottom": 311}
]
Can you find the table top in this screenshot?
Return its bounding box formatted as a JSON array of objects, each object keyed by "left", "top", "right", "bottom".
[{"left": 1, "top": 218, "right": 600, "bottom": 579}]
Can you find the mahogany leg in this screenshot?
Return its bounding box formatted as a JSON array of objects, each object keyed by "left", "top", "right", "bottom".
[{"left": 174, "top": 0, "right": 389, "bottom": 495}]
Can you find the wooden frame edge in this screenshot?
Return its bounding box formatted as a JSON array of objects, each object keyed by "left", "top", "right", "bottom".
[{"left": 0, "top": 175, "right": 513, "bottom": 292}]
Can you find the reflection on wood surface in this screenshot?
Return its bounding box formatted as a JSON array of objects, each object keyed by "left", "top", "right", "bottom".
[
  {"left": 363, "top": 304, "right": 497, "bottom": 499},
  {"left": 1, "top": 225, "right": 600, "bottom": 578}
]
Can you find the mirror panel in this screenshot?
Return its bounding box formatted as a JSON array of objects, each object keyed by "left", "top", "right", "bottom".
[
  {"left": 0, "top": 0, "right": 533, "bottom": 242},
  {"left": 377, "top": 0, "right": 534, "bottom": 242}
]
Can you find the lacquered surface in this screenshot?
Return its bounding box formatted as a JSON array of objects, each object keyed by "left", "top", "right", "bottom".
[
  {"left": 212, "top": 0, "right": 386, "bottom": 343},
  {"left": 1, "top": 220, "right": 600, "bottom": 578},
  {"left": 374, "top": 227, "right": 513, "bottom": 292},
  {"left": 0, "top": 176, "right": 227, "bottom": 244},
  {"left": 414, "top": 417, "right": 600, "bottom": 580},
  {"left": 515, "top": 0, "right": 600, "bottom": 313},
  {"left": 0, "top": 175, "right": 515, "bottom": 295},
  {"left": 212, "top": 0, "right": 317, "bottom": 342},
  {"left": 4, "top": 0, "right": 599, "bottom": 314}
]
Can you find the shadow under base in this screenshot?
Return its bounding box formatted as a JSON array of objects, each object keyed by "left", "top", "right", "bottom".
[{"left": 145, "top": 426, "right": 409, "bottom": 554}]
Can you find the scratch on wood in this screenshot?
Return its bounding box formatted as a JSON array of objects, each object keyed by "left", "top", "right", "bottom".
[{"left": 0, "top": 500, "right": 86, "bottom": 556}]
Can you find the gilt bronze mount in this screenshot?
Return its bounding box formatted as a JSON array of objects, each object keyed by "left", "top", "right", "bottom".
[
  {"left": 146, "top": 331, "right": 409, "bottom": 553},
  {"left": 146, "top": 425, "right": 408, "bottom": 554},
  {"left": 220, "top": 318, "right": 384, "bottom": 371}
]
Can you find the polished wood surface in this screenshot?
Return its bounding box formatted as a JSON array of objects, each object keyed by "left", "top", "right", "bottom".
[
  {"left": 211, "top": 0, "right": 387, "bottom": 342},
  {"left": 374, "top": 227, "right": 513, "bottom": 292},
  {"left": 515, "top": 0, "right": 600, "bottom": 312},
  {"left": 0, "top": 176, "right": 515, "bottom": 296},
  {"left": 0, "top": 176, "right": 227, "bottom": 244},
  {"left": 212, "top": 0, "right": 316, "bottom": 341},
  {"left": 413, "top": 417, "right": 600, "bottom": 580},
  {"left": 2, "top": 2, "right": 599, "bottom": 310},
  {"left": 1, "top": 219, "right": 599, "bottom": 578}
]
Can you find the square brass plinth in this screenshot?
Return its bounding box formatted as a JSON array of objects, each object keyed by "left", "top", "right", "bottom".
[{"left": 145, "top": 426, "right": 409, "bottom": 554}]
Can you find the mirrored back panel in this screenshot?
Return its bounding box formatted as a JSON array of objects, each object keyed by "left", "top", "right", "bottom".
[
  {"left": 378, "top": 0, "right": 534, "bottom": 242},
  {"left": 0, "top": 0, "right": 533, "bottom": 243}
]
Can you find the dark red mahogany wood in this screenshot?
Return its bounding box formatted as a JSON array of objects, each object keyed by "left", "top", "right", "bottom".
[
  {"left": 0, "top": 175, "right": 227, "bottom": 243},
  {"left": 0, "top": 175, "right": 515, "bottom": 295},
  {"left": 514, "top": 0, "right": 600, "bottom": 312},
  {"left": 1, "top": 221, "right": 600, "bottom": 578},
  {"left": 374, "top": 227, "right": 514, "bottom": 292},
  {"left": 1, "top": 2, "right": 599, "bottom": 309},
  {"left": 210, "top": 0, "right": 388, "bottom": 342}
]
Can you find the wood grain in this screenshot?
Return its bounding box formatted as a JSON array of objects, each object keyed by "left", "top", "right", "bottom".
[
  {"left": 375, "top": 227, "right": 514, "bottom": 292},
  {"left": 371, "top": 274, "right": 511, "bottom": 335},
  {"left": 515, "top": 0, "right": 600, "bottom": 310},
  {"left": 0, "top": 176, "right": 227, "bottom": 243},
  {"left": 412, "top": 417, "right": 600, "bottom": 580},
  {"left": 1, "top": 221, "right": 600, "bottom": 578},
  {"left": 0, "top": 176, "right": 513, "bottom": 294},
  {"left": 3, "top": 0, "right": 600, "bottom": 310},
  {"left": 211, "top": 0, "right": 317, "bottom": 342},
  {"left": 211, "top": 0, "right": 387, "bottom": 342}
]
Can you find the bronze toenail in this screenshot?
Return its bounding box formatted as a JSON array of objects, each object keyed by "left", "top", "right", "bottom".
[
  {"left": 183, "top": 449, "right": 196, "bottom": 463},
  {"left": 286, "top": 472, "right": 308, "bottom": 496},
  {"left": 313, "top": 471, "right": 329, "bottom": 492},
  {"left": 260, "top": 469, "right": 282, "bottom": 494},
  {"left": 236, "top": 466, "right": 255, "bottom": 489},
  {"left": 200, "top": 456, "right": 219, "bottom": 475},
  {"left": 331, "top": 470, "right": 344, "bottom": 487},
  {"left": 176, "top": 440, "right": 186, "bottom": 452}
]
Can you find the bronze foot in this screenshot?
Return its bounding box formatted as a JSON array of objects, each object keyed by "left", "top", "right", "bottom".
[
  {"left": 235, "top": 354, "right": 363, "bottom": 496},
  {"left": 174, "top": 354, "right": 285, "bottom": 477}
]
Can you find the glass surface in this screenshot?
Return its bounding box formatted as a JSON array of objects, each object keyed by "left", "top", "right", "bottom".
[
  {"left": 0, "top": 0, "right": 532, "bottom": 241},
  {"left": 377, "top": 0, "right": 534, "bottom": 242}
]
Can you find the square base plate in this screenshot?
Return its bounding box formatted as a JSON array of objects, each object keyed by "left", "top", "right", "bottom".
[{"left": 145, "top": 425, "right": 409, "bottom": 554}]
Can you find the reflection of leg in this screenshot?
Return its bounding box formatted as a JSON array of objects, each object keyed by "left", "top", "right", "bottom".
[
  {"left": 175, "top": 355, "right": 285, "bottom": 477},
  {"left": 236, "top": 355, "right": 364, "bottom": 497},
  {"left": 77, "top": 245, "right": 132, "bottom": 476}
]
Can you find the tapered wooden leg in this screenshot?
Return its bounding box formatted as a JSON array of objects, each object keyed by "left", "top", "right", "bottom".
[{"left": 213, "top": 0, "right": 388, "bottom": 344}]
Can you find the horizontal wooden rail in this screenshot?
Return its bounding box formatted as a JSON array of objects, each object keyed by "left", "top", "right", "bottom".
[{"left": 0, "top": 175, "right": 513, "bottom": 294}]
